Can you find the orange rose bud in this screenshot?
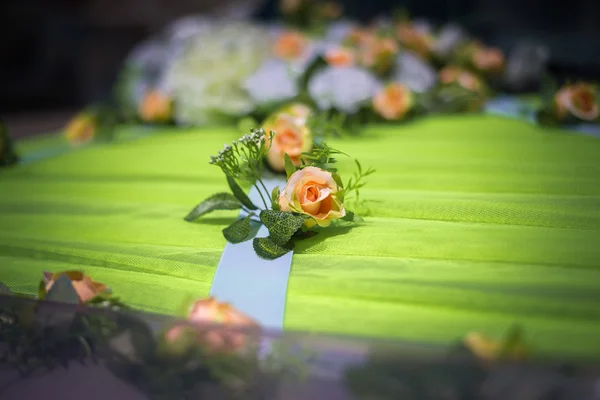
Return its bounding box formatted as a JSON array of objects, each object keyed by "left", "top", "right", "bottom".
[
  {"left": 554, "top": 83, "right": 599, "bottom": 121},
  {"left": 273, "top": 31, "right": 309, "bottom": 61},
  {"left": 472, "top": 47, "right": 505, "bottom": 74},
  {"left": 263, "top": 112, "right": 312, "bottom": 172},
  {"left": 373, "top": 83, "right": 414, "bottom": 121},
  {"left": 139, "top": 90, "right": 172, "bottom": 123},
  {"left": 166, "top": 297, "right": 261, "bottom": 354},
  {"left": 43, "top": 271, "right": 108, "bottom": 303},
  {"left": 64, "top": 113, "right": 96, "bottom": 145},
  {"left": 325, "top": 47, "right": 355, "bottom": 67}
]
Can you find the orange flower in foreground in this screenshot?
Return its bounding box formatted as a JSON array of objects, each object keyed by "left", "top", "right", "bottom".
[
  {"left": 264, "top": 113, "right": 312, "bottom": 172},
  {"left": 43, "top": 271, "right": 108, "bottom": 303},
  {"left": 396, "top": 24, "right": 434, "bottom": 58},
  {"left": 165, "top": 297, "right": 260, "bottom": 354},
  {"left": 325, "top": 47, "right": 355, "bottom": 67},
  {"left": 139, "top": 90, "right": 172, "bottom": 123},
  {"left": 373, "top": 83, "right": 414, "bottom": 120},
  {"left": 554, "top": 83, "right": 599, "bottom": 121},
  {"left": 273, "top": 31, "right": 309, "bottom": 61},
  {"left": 472, "top": 47, "right": 505, "bottom": 74},
  {"left": 64, "top": 113, "right": 96, "bottom": 145}
]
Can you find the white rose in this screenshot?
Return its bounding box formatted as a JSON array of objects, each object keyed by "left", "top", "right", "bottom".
[{"left": 393, "top": 51, "right": 437, "bottom": 93}]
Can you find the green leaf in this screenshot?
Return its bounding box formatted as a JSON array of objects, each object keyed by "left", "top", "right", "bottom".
[
  {"left": 45, "top": 275, "right": 79, "bottom": 304},
  {"left": 332, "top": 173, "right": 344, "bottom": 189},
  {"left": 271, "top": 186, "right": 281, "bottom": 211},
  {"left": 260, "top": 210, "right": 308, "bottom": 246},
  {"left": 253, "top": 237, "right": 294, "bottom": 260},
  {"left": 342, "top": 211, "right": 364, "bottom": 223},
  {"left": 227, "top": 175, "right": 258, "bottom": 210},
  {"left": 222, "top": 213, "right": 254, "bottom": 244},
  {"left": 284, "top": 153, "right": 297, "bottom": 179},
  {"left": 184, "top": 192, "right": 241, "bottom": 222}
]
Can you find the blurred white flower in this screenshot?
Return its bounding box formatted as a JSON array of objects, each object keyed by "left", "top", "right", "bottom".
[
  {"left": 412, "top": 19, "right": 434, "bottom": 36},
  {"left": 308, "top": 67, "right": 381, "bottom": 113},
  {"left": 244, "top": 59, "right": 300, "bottom": 105},
  {"left": 393, "top": 51, "right": 437, "bottom": 93},
  {"left": 325, "top": 20, "right": 357, "bottom": 43},
  {"left": 163, "top": 22, "right": 272, "bottom": 125},
  {"left": 433, "top": 24, "right": 468, "bottom": 59}
]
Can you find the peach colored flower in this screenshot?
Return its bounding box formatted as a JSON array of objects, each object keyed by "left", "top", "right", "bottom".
[
  {"left": 373, "top": 83, "right": 414, "bottom": 120},
  {"left": 554, "top": 83, "right": 599, "bottom": 121},
  {"left": 43, "top": 271, "right": 108, "bottom": 303},
  {"left": 279, "top": 166, "right": 345, "bottom": 227},
  {"left": 438, "top": 66, "right": 484, "bottom": 93},
  {"left": 139, "top": 90, "right": 172, "bottom": 123},
  {"left": 396, "top": 24, "right": 434, "bottom": 58},
  {"left": 165, "top": 297, "right": 260, "bottom": 354},
  {"left": 64, "top": 113, "right": 96, "bottom": 145},
  {"left": 325, "top": 47, "right": 355, "bottom": 67},
  {"left": 472, "top": 47, "right": 505, "bottom": 74},
  {"left": 263, "top": 110, "right": 313, "bottom": 172},
  {"left": 345, "top": 28, "right": 375, "bottom": 48},
  {"left": 359, "top": 37, "right": 399, "bottom": 74},
  {"left": 273, "top": 31, "right": 309, "bottom": 61}
]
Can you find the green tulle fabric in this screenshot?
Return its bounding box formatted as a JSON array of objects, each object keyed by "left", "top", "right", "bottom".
[{"left": 1, "top": 116, "right": 599, "bottom": 358}]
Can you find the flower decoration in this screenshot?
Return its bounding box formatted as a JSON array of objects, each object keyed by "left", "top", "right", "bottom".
[
  {"left": 439, "top": 66, "right": 485, "bottom": 93},
  {"left": 308, "top": 66, "right": 382, "bottom": 114},
  {"left": 324, "top": 47, "right": 355, "bottom": 68},
  {"left": 262, "top": 104, "right": 313, "bottom": 172},
  {"left": 165, "top": 297, "right": 260, "bottom": 354},
  {"left": 273, "top": 31, "right": 310, "bottom": 62},
  {"left": 396, "top": 23, "right": 434, "bottom": 59},
  {"left": 139, "top": 90, "right": 173, "bottom": 123},
  {"left": 393, "top": 51, "right": 437, "bottom": 93},
  {"left": 537, "top": 81, "right": 599, "bottom": 126},
  {"left": 373, "top": 83, "right": 414, "bottom": 121},
  {"left": 244, "top": 59, "right": 300, "bottom": 107},
  {"left": 432, "top": 23, "right": 468, "bottom": 60},
  {"left": 64, "top": 112, "right": 97, "bottom": 145},
  {"left": 470, "top": 45, "right": 505, "bottom": 76},
  {"left": 357, "top": 37, "right": 399, "bottom": 76},
  {"left": 42, "top": 271, "right": 109, "bottom": 303},
  {"left": 0, "top": 120, "right": 19, "bottom": 168},
  {"left": 185, "top": 129, "right": 372, "bottom": 259}
]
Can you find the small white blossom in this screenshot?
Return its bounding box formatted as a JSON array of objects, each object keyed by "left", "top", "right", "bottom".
[
  {"left": 433, "top": 24, "right": 468, "bottom": 59},
  {"left": 393, "top": 51, "right": 437, "bottom": 93},
  {"left": 308, "top": 67, "right": 382, "bottom": 113},
  {"left": 244, "top": 59, "right": 300, "bottom": 106}
]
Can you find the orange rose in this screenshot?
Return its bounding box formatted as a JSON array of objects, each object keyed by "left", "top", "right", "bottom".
[
  {"left": 325, "top": 47, "right": 355, "bottom": 67},
  {"left": 472, "top": 47, "right": 505, "bottom": 74},
  {"left": 64, "top": 112, "right": 96, "bottom": 145},
  {"left": 165, "top": 297, "right": 260, "bottom": 354},
  {"left": 43, "top": 271, "right": 108, "bottom": 303},
  {"left": 273, "top": 31, "right": 309, "bottom": 61},
  {"left": 373, "top": 83, "right": 414, "bottom": 120},
  {"left": 359, "top": 37, "right": 399, "bottom": 74},
  {"left": 263, "top": 111, "right": 312, "bottom": 172},
  {"left": 439, "top": 66, "right": 484, "bottom": 93},
  {"left": 139, "top": 90, "right": 172, "bottom": 123},
  {"left": 554, "top": 83, "right": 599, "bottom": 121},
  {"left": 279, "top": 166, "right": 345, "bottom": 227},
  {"left": 438, "top": 66, "right": 462, "bottom": 85},
  {"left": 396, "top": 24, "right": 434, "bottom": 58}
]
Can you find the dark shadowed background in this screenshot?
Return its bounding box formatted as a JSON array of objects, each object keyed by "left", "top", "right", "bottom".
[{"left": 1, "top": 0, "right": 599, "bottom": 118}]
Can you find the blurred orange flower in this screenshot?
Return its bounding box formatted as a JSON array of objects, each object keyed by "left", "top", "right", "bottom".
[
  {"left": 373, "top": 83, "right": 414, "bottom": 120},
  {"left": 273, "top": 31, "right": 309, "bottom": 61},
  {"left": 439, "top": 66, "right": 484, "bottom": 93},
  {"left": 43, "top": 271, "right": 108, "bottom": 303},
  {"left": 139, "top": 90, "right": 172, "bottom": 123},
  {"left": 472, "top": 46, "right": 505, "bottom": 74},
  {"left": 554, "top": 82, "right": 599, "bottom": 121},
  {"left": 396, "top": 24, "right": 434, "bottom": 58},
  {"left": 325, "top": 47, "right": 355, "bottom": 67},
  {"left": 359, "top": 37, "right": 399, "bottom": 74},
  {"left": 64, "top": 113, "right": 96, "bottom": 145},
  {"left": 165, "top": 297, "right": 260, "bottom": 354}
]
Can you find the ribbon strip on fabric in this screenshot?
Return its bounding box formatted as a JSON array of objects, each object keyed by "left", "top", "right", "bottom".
[{"left": 209, "top": 175, "right": 292, "bottom": 331}]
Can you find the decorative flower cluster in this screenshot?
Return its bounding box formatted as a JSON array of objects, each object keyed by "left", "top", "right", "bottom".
[
  {"left": 185, "top": 119, "right": 373, "bottom": 260},
  {"left": 537, "top": 81, "right": 599, "bottom": 126}
]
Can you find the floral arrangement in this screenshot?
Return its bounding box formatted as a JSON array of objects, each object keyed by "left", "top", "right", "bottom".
[
  {"left": 0, "top": 119, "right": 19, "bottom": 167},
  {"left": 536, "top": 81, "right": 599, "bottom": 126},
  {"left": 184, "top": 106, "right": 373, "bottom": 260},
  {"left": 0, "top": 272, "right": 306, "bottom": 398}
]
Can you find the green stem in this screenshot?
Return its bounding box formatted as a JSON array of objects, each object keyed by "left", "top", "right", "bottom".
[
  {"left": 258, "top": 178, "right": 271, "bottom": 204},
  {"left": 254, "top": 184, "right": 269, "bottom": 210}
]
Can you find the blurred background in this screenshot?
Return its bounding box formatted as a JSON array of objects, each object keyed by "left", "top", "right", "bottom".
[{"left": 1, "top": 0, "right": 599, "bottom": 135}]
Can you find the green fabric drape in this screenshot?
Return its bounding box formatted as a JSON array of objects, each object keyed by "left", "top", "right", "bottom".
[{"left": 1, "top": 116, "right": 599, "bottom": 359}]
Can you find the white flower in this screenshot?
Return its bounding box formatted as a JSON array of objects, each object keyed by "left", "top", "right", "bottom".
[
  {"left": 308, "top": 67, "right": 382, "bottom": 113},
  {"left": 433, "top": 24, "right": 468, "bottom": 58},
  {"left": 244, "top": 59, "right": 300, "bottom": 106},
  {"left": 393, "top": 51, "right": 437, "bottom": 93}
]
